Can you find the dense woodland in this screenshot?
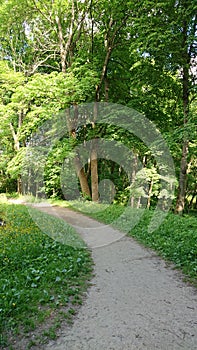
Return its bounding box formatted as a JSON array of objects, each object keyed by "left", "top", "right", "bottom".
[{"left": 0, "top": 0, "right": 196, "bottom": 214}]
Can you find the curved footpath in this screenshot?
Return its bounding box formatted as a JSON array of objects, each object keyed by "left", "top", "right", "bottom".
[{"left": 34, "top": 205, "right": 197, "bottom": 350}]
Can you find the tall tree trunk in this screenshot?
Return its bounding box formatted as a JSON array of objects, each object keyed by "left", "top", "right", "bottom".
[
  {"left": 74, "top": 155, "right": 91, "bottom": 198},
  {"left": 66, "top": 107, "right": 91, "bottom": 198},
  {"left": 90, "top": 16, "right": 128, "bottom": 202},
  {"left": 17, "top": 175, "right": 22, "bottom": 194},
  {"left": 56, "top": 15, "right": 67, "bottom": 73},
  {"left": 56, "top": 0, "right": 87, "bottom": 72},
  {"left": 175, "top": 20, "right": 190, "bottom": 215},
  {"left": 91, "top": 25, "right": 114, "bottom": 202},
  {"left": 88, "top": 17, "right": 115, "bottom": 202},
  {"left": 9, "top": 122, "right": 20, "bottom": 151}
]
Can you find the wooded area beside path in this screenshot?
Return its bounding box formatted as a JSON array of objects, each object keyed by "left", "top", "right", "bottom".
[{"left": 0, "top": 0, "right": 196, "bottom": 215}]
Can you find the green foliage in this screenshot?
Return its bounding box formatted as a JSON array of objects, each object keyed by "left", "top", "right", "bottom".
[
  {"left": 0, "top": 203, "right": 92, "bottom": 347},
  {"left": 0, "top": 0, "right": 196, "bottom": 210},
  {"left": 0, "top": 66, "right": 99, "bottom": 195}
]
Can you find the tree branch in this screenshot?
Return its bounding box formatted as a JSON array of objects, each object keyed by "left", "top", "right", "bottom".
[
  {"left": 9, "top": 123, "right": 20, "bottom": 151},
  {"left": 31, "top": 0, "right": 53, "bottom": 23}
]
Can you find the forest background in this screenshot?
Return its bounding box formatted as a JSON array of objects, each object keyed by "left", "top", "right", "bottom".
[{"left": 0, "top": 0, "right": 196, "bottom": 215}]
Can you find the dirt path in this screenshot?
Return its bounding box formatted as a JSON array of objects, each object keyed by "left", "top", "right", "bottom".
[{"left": 34, "top": 205, "right": 197, "bottom": 350}]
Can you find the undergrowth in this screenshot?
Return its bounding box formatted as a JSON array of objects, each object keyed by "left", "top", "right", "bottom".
[{"left": 0, "top": 203, "right": 93, "bottom": 349}]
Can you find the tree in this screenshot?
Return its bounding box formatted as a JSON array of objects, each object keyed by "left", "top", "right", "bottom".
[
  {"left": 0, "top": 62, "right": 98, "bottom": 196},
  {"left": 129, "top": 0, "right": 197, "bottom": 214},
  {"left": 0, "top": 0, "right": 91, "bottom": 74}
]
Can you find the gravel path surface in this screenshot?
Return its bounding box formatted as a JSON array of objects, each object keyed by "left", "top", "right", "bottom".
[{"left": 34, "top": 205, "right": 197, "bottom": 350}]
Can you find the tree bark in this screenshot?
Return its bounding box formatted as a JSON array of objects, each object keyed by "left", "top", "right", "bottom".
[
  {"left": 74, "top": 155, "right": 91, "bottom": 198},
  {"left": 55, "top": 15, "right": 67, "bottom": 73},
  {"left": 17, "top": 175, "right": 22, "bottom": 194}
]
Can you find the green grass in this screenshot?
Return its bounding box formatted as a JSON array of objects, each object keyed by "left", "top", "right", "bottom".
[
  {"left": 129, "top": 210, "right": 197, "bottom": 282},
  {"left": 52, "top": 200, "right": 197, "bottom": 284},
  {"left": 0, "top": 203, "right": 93, "bottom": 348}
]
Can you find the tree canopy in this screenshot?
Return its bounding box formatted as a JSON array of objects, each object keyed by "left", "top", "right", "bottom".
[{"left": 0, "top": 0, "right": 196, "bottom": 214}]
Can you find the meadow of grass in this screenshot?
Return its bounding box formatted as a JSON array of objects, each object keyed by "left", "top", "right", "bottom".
[
  {"left": 0, "top": 202, "right": 93, "bottom": 349},
  {"left": 52, "top": 199, "right": 197, "bottom": 284}
]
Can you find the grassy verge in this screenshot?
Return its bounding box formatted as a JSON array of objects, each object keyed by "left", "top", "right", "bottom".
[
  {"left": 0, "top": 202, "right": 93, "bottom": 349},
  {"left": 50, "top": 200, "right": 197, "bottom": 285},
  {"left": 129, "top": 210, "right": 197, "bottom": 283}
]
